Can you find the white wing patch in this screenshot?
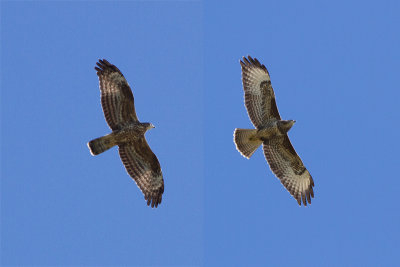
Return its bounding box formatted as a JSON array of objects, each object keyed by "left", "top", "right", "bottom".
[{"left": 242, "top": 67, "right": 270, "bottom": 95}]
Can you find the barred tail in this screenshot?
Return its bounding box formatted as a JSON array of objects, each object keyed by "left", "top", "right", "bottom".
[
  {"left": 233, "top": 128, "right": 262, "bottom": 159},
  {"left": 87, "top": 134, "right": 116, "bottom": 156}
]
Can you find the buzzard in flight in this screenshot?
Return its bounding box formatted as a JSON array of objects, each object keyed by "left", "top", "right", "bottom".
[
  {"left": 234, "top": 56, "right": 314, "bottom": 206},
  {"left": 87, "top": 59, "right": 164, "bottom": 208}
]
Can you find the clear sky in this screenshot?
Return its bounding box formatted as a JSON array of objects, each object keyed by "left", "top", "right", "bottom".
[{"left": 1, "top": 1, "right": 399, "bottom": 266}]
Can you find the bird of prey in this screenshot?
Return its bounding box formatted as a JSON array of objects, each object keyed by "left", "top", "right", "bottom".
[
  {"left": 233, "top": 56, "right": 314, "bottom": 206},
  {"left": 87, "top": 59, "right": 164, "bottom": 208}
]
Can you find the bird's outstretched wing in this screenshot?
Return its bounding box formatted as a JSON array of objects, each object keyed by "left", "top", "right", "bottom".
[
  {"left": 240, "top": 56, "right": 281, "bottom": 128},
  {"left": 263, "top": 136, "right": 314, "bottom": 206},
  {"left": 118, "top": 138, "right": 164, "bottom": 208},
  {"left": 95, "top": 59, "right": 138, "bottom": 130}
]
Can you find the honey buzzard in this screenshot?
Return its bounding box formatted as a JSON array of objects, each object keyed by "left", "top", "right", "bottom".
[
  {"left": 234, "top": 56, "right": 314, "bottom": 206},
  {"left": 87, "top": 59, "right": 164, "bottom": 208}
]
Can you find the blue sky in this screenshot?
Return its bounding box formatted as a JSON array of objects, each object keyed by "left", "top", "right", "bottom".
[{"left": 1, "top": 1, "right": 400, "bottom": 266}]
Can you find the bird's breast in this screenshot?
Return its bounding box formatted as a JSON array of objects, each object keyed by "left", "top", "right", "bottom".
[
  {"left": 113, "top": 125, "right": 145, "bottom": 144},
  {"left": 256, "top": 125, "right": 280, "bottom": 140}
]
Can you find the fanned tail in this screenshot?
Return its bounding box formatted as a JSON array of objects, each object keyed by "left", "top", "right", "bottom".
[
  {"left": 87, "top": 134, "right": 116, "bottom": 156},
  {"left": 233, "top": 128, "right": 262, "bottom": 159}
]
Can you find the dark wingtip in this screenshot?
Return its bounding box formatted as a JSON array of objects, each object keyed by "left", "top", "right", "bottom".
[
  {"left": 241, "top": 55, "right": 269, "bottom": 74},
  {"left": 95, "top": 59, "right": 105, "bottom": 72},
  {"left": 303, "top": 181, "right": 315, "bottom": 206},
  {"left": 101, "top": 59, "right": 110, "bottom": 65},
  {"left": 240, "top": 56, "right": 251, "bottom": 69},
  {"left": 306, "top": 190, "right": 312, "bottom": 204},
  {"left": 296, "top": 197, "right": 301, "bottom": 206},
  {"left": 309, "top": 175, "right": 315, "bottom": 198},
  {"left": 248, "top": 55, "right": 255, "bottom": 63},
  {"left": 145, "top": 192, "right": 163, "bottom": 208},
  {"left": 302, "top": 193, "right": 307, "bottom": 206},
  {"left": 94, "top": 59, "right": 123, "bottom": 76}
]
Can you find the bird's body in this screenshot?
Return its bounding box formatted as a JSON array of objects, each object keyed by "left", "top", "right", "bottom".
[
  {"left": 88, "top": 59, "right": 164, "bottom": 208},
  {"left": 256, "top": 121, "right": 280, "bottom": 137},
  {"left": 234, "top": 56, "right": 314, "bottom": 206},
  {"left": 113, "top": 123, "right": 153, "bottom": 143},
  {"left": 88, "top": 122, "right": 153, "bottom": 155},
  {"left": 252, "top": 120, "right": 293, "bottom": 138}
]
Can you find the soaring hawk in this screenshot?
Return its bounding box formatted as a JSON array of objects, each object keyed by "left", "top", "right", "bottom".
[
  {"left": 234, "top": 56, "right": 314, "bottom": 206},
  {"left": 88, "top": 59, "right": 164, "bottom": 208}
]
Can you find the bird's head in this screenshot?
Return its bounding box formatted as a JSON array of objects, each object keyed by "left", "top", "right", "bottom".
[
  {"left": 145, "top": 123, "right": 155, "bottom": 130},
  {"left": 278, "top": 120, "right": 296, "bottom": 133}
]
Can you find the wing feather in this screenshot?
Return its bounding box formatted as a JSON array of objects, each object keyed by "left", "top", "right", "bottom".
[
  {"left": 95, "top": 59, "right": 138, "bottom": 130},
  {"left": 263, "top": 136, "right": 314, "bottom": 206},
  {"left": 118, "top": 139, "right": 164, "bottom": 208},
  {"left": 240, "top": 55, "right": 281, "bottom": 128}
]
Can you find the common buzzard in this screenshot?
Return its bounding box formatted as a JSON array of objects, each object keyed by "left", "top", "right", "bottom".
[
  {"left": 234, "top": 56, "right": 314, "bottom": 206},
  {"left": 88, "top": 59, "right": 164, "bottom": 208}
]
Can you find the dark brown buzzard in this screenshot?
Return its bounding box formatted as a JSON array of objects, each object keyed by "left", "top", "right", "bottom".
[
  {"left": 234, "top": 56, "right": 314, "bottom": 206},
  {"left": 88, "top": 59, "right": 164, "bottom": 208}
]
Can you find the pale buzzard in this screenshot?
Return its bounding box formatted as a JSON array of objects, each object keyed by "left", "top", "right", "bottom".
[
  {"left": 88, "top": 59, "right": 164, "bottom": 208},
  {"left": 234, "top": 56, "right": 314, "bottom": 206}
]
